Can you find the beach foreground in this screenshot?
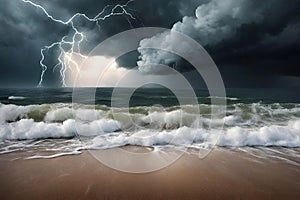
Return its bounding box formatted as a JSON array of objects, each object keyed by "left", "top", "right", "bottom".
[{"left": 0, "top": 147, "right": 299, "bottom": 200}]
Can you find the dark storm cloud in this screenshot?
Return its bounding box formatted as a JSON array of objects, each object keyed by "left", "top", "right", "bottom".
[
  {"left": 0, "top": 0, "right": 72, "bottom": 86},
  {"left": 0, "top": 0, "right": 141, "bottom": 86},
  {"left": 207, "top": 0, "right": 300, "bottom": 78},
  {"left": 137, "top": 0, "right": 300, "bottom": 77},
  {"left": 0, "top": 0, "right": 299, "bottom": 87}
]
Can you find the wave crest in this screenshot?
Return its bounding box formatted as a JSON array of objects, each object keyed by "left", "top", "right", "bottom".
[{"left": 0, "top": 103, "right": 300, "bottom": 147}]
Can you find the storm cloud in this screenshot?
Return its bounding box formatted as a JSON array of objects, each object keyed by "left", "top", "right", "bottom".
[
  {"left": 137, "top": 0, "right": 300, "bottom": 76},
  {"left": 0, "top": 0, "right": 300, "bottom": 87}
]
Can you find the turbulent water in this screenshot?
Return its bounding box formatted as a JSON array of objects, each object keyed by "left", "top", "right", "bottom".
[{"left": 0, "top": 88, "right": 299, "bottom": 164}]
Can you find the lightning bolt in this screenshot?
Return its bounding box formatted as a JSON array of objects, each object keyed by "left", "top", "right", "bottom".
[{"left": 21, "top": 0, "right": 137, "bottom": 87}]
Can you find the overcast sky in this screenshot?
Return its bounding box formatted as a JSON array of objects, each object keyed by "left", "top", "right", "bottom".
[{"left": 0, "top": 0, "right": 300, "bottom": 87}]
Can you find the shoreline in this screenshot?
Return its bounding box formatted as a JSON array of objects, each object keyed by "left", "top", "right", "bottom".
[{"left": 0, "top": 147, "right": 299, "bottom": 199}]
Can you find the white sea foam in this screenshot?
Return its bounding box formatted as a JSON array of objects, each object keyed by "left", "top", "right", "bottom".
[
  {"left": 1, "top": 118, "right": 292, "bottom": 148},
  {"left": 0, "top": 104, "right": 31, "bottom": 123},
  {"left": 0, "top": 103, "right": 299, "bottom": 148},
  {"left": 44, "top": 107, "right": 74, "bottom": 122},
  {"left": 207, "top": 96, "right": 239, "bottom": 100},
  {"left": 218, "top": 120, "right": 300, "bottom": 147},
  {"left": 26, "top": 150, "right": 81, "bottom": 159},
  {"left": 44, "top": 107, "right": 105, "bottom": 122},
  {"left": 8, "top": 96, "right": 26, "bottom": 100},
  {"left": 85, "top": 119, "right": 300, "bottom": 148},
  {"left": 0, "top": 118, "right": 121, "bottom": 140}
]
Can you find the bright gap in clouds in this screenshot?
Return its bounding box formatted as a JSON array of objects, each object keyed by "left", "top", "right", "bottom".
[
  {"left": 65, "top": 53, "right": 131, "bottom": 87},
  {"left": 64, "top": 53, "right": 190, "bottom": 89}
]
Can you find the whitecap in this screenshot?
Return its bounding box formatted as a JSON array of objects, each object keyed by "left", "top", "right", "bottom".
[{"left": 8, "top": 96, "right": 26, "bottom": 100}]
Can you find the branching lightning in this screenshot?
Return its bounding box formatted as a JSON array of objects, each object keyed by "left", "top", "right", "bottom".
[{"left": 21, "top": 0, "right": 137, "bottom": 87}]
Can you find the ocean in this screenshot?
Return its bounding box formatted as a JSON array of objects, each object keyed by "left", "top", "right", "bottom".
[{"left": 0, "top": 88, "right": 299, "bottom": 165}]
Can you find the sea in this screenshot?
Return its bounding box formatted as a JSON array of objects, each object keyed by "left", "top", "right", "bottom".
[{"left": 0, "top": 87, "right": 299, "bottom": 165}]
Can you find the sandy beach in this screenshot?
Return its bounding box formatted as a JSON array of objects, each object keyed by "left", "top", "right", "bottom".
[{"left": 0, "top": 148, "right": 299, "bottom": 200}]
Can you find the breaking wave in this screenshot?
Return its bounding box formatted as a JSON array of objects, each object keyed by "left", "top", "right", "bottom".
[{"left": 0, "top": 102, "right": 299, "bottom": 148}]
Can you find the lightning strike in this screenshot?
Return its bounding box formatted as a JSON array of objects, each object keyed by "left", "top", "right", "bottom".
[{"left": 21, "top": 0, "right": 137, "bottom": 87}]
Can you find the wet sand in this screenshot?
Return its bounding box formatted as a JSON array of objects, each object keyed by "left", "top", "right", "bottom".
[{"left": 0, "top": 148, "right": 299, "bottom": 200}]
